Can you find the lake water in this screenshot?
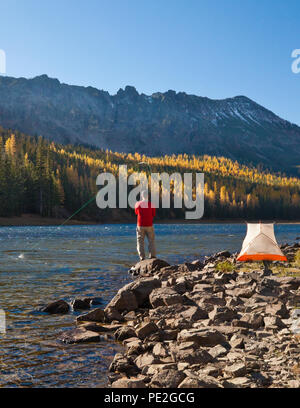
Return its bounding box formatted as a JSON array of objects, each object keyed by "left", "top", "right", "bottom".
[{"left": 0, "top": 223, "right": 299, "bottom": 388}]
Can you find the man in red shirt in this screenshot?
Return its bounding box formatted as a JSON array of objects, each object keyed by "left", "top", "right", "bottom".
[{"left": 135, "top": 190, "right": 156, "bottom": 261}]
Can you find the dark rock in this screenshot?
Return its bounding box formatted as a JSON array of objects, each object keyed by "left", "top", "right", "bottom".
[
  {"left": 239, "top": 313, "right": 264, "bottom": 329},
  {"left": 208, "top": 306, "right": 238, "bottom": 322},
  {"left": 109, "top": 353, "right": 139, "bottom": 375},
  {"left": 178, "top": 305, "right": 208, "bottom": 320},
  {"left": 136, "top": 322, "right": 159, "bottom": 340},
  {"left": 224, "top": 362, "right": 247, "bottom": 378},
  {"left": 216, "top": 251, "right": 231, "bottom": 258},
  {"left": 123, "top": 311, "right": 137, "bottom": 321},
  {"left": 149, "top": 304, "right": 207, "bottom": 321},
  {"left": 107, "top": 373, "right": 123, "bottom": 384},
  {"left": 275, "top": 277, "right": 300, "bottom": 290},
  {"left": 150, "top": 369, "right": 186, "bottom": 388},
  {"left": 177, "top": 262, "right": 199, "bottom": 273},
  {"left": 125, "top": 345, "right": 144, "bottom": 357},
  {"left": 179, "top": 375, "right": 222, "bottom": 388},
  {"left": 42, "top": 299, "right": 70, "bottom": 314},
  {"left": 89, "top": 297, "right": 103, "bottom": 305},
  {"left": 160, "top": 329, "right": 179, "bottom": 341},
  {"left": 78, "top": 322, "right": 122, "bottom": 333},
  {"left": 152, "top": 342, "right": 170, "bottom": 359},
  {"left": 114, "top": 326, "right": 137, "bottom": 341},
  {"left": 198, "top": 294, "right": 226, "bottom": 308},
  {"left": 209, "top": 344, "right": 228, "bottom": 358},
  {"left": 174, "top": 276, "right": 194, "bottom": 294},
  {"left": 111, "top": 378, "right": 146, "bottom": 388},
  {"left": 266, "top": 302, "right": 289, "bottom": 319},
  {"left": 177, "top": 328, "right": 226, "bottom": 346},
  {"left": 76, "top": 307, "right": 105, "bottom": 323},
  {"left": 171, "top": 347, "right": 215, "bottom": 365},
  {"left": 191, "top": 259, "right": 204, "bottom": 269},
  {"left": 71, "top": 298, "right": 91, "bottom": 310},
  {"left": 105, "top": 283, "right": 138, "bottom": 312},
  {"left": 250, "top": 372, "right": 272, "bottom": 387},
  {"left": 149, "top": 287, "right": 183, "bottom": 308},
  {"left": 229, "top": 336, "right": 245, "bottom": 349},
  {"left": 226, "top": 287, "right": 255, "bottom": 299},
  {"left": 58, "top": 327, "right": 100, "bottom": 344},
  {"left": 135, "top": 352, "right": 160, "bottom": 369},
  {"left": 130, "top": 277, "right": 161, "bottom": 306},
  {"left": 264, "top": 316, "right": 286, "bottom": 329},
  {"left": 129, "top": 258, "right": 170, "bottom": 277},
  {"left": 105, "top": 307, "right": 124, "bottom": 322}
]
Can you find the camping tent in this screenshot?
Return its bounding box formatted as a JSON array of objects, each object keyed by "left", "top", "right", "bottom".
[{"left": 237, "top": 223, "right": 287, "bottom": 262}]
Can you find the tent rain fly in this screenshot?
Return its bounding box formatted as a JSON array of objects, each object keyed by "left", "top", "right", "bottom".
[{"left": 237, "top": 223, "right": 287, "bottom": 262}]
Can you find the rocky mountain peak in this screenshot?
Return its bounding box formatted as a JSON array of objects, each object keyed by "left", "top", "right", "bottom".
[{"left": 0, "top": 74, "right": 299, "bottom": 171}]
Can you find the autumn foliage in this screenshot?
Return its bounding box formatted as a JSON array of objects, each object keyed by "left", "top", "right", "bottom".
[{"left": 1, "top": 127, "right": 300, "bottom": 220}]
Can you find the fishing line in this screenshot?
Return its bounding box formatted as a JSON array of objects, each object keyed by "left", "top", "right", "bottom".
[{"left": 17, "top": 194, "right": 97, "bottom": 259}]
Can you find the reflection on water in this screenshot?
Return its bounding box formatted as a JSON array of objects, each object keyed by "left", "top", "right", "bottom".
[{"left": 0, "top": 223, "right": 299, "bottom": 387}]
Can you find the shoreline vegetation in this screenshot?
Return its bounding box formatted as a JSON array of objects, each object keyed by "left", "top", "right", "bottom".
[
  {"left": 43, "top": 245, "right": 300, "bottom": 388},
  {"left": 2, "top": 214, "right": 300, "bottom": 226}
]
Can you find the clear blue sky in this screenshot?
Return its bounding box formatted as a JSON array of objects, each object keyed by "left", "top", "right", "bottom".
[{"left": 0, "top": 0, "right": 299, "bottom": 124}]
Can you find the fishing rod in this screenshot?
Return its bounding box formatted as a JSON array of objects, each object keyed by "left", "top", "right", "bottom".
[{"left": 17, "top": 161, "right": 150, "bottom": 259}]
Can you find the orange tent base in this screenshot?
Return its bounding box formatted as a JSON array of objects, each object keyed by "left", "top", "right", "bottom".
[{"left": 237, "top": 254, "right": 287, "bottom": 262}]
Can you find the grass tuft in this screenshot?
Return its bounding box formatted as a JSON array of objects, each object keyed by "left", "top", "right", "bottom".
[{"left": 216, "top": 260, "right": 235, "bottom": 273}]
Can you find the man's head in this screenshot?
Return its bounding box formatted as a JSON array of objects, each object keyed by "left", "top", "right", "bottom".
[{"left": 141, "top": 190, "right": 148, "bottom": 201}]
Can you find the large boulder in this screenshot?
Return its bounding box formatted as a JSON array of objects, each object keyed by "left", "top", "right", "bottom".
[
  {"left": 105, "top": 283, "right": 138, "bottom": 313},
  {"left": 131, "top": 277, "right": 161, "bottom": 306},
  {"left": 42, "top": 299, "right": 70, "bottom": 314}
]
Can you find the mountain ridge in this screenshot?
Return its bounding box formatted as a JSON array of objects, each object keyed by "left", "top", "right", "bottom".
[{"left": 0, "top": 74, "right": 299, "bottom": 172}]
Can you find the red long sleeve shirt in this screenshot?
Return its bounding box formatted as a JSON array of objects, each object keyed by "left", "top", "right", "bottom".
[{"left": 135, "top": 200, "right": 156, "bottom": 226}]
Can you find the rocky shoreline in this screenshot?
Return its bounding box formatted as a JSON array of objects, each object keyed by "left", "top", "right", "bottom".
[{"left": 45, "top": 244, "right": 300, "bottom": 388}]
